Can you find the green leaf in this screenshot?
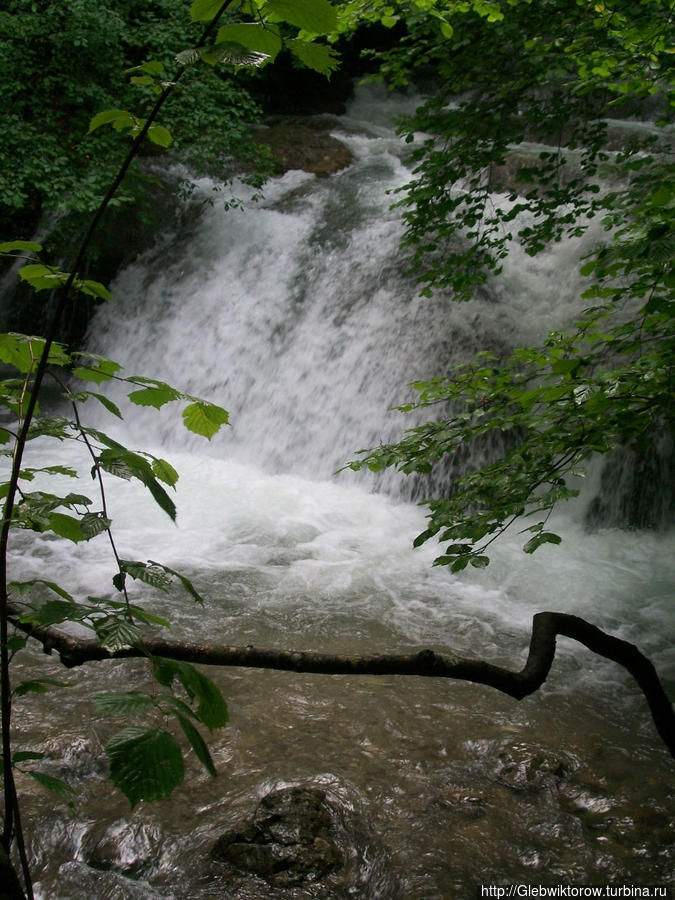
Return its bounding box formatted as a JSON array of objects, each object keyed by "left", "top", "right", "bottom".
[
  {"left": 147, "top": 125, "right": 173, "bottom": 148},
  {"left": 200, "top": 42, "right": 270, "bottom": 68},
  {"left": 7, "top": 634, "right": 27, "bottom": 652},
  {"left": 148, "top": 560, "right": 205, "bottom": 604},
  {"left": 176, "top": 714, "right": 217, "bottom": 777},
  {"left": 469, "top": 555, "right": 490, "bottom": 568},
  {"left": 265, "top": 0, "right": 337, "bottom": 33},
  {"left": 28, "top": 771, "right": 76, "bottom": 798},
  {"left": 89, "top": 596, "right": 171, "bottom": 629},
  {"left": 182, "top": 401, "right": 229, "bottom": 439},
  {"left": 189, "top": 0, "right": 223, "bottom": 22},
  {"left": 0, "top": 241, "right": 42, "bottom": 253},
  {"left": 13, "top": 751, "right": 45, "bottom": 764},
  {"left": 76, "top": 279, "right": 112, "bottom": 301},
  {"left": 87, "top": 392, "right": 123, "bottom": 419},
  {"left": 19, "top": 264, "right": 70, "bottom": 292},
  {"left": 94, "top": 691, "right": 157, "bottom": 716},
  {"left": 98, "top": 450, "right": 176, "bottom": 520},
  {"left": 215, "top": 23, "right": 282, "bottom": 60},
  {"left": 71, "top": 353, "right": 122, "bottom": 384},
  {"left": 127, "top": 386, "right": 180, "bottom": 409},
  {"left": 47, "top": 512, "right": 85, "bottom": 543},
  {"left": 15, "top": 678, "right": 70, "bottom": 696},
  {"left": 175, "top": 48, "right": 201, "bottom": 66},
  {"left": 106, "top": 727, "right": 184, "bottom": 807},
  {"left": 8, "top": 579, "right": 75, "bottom": 603},
  {"left": 152, "top": 658, "right": 228, "bottom": 731},
  {"left": 286, "top": 40, "right": 340, "bottom": 77},
  {"left": 112, "top": 572, "right": 127, "bottom": 593},
  {"left": 151, "top": 458, "right": 179, "bottom": 488},
  {"left": 80, "top": 512, "right": 112, "bottom": 540},
  {"left": 120, "top": 560, "right": 172, "bottom": 592},
  {"left": 93, "top": 615, "right": 142, "bottom": 652},
  {"left": 88, "top": 108, "right": 132, "bottom": 133},
  {"left": 22, "top": 600, "right": 90, "bottom": 626},
  {"left": 523, "top": 532, "right": 563, "bottom": 554}
]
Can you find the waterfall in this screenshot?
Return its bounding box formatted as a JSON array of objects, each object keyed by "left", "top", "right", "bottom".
[
  {"left": 87, "top": 86, "right": 595, "bottom": 490},
  {"left": 6, "top": 86, "right": 674, "bottom": 899}
]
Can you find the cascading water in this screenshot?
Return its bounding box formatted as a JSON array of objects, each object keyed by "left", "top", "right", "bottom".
[{"left": 6, "top": 86, "right": 674, "bottom": 899}]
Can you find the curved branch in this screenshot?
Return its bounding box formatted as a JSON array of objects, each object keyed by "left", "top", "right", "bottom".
[{"left": 9, "top": 607, "right": 674, "bottom": 758}]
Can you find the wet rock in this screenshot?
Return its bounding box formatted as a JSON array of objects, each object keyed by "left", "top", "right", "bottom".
[
  {"left": 212, "top": 786, "right": 344, "bottom": 886},
  {"left": 253, "top": 123, "right": 353, "bottom": 178},
  {"left": 85, "top": 820, "right": 162, "bottom": 876},
  {"left": 491, "top": 742, "right": 572, "bottom": 793}
]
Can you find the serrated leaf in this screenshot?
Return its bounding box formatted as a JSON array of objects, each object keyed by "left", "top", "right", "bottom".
[
  {"left": 147, "top": 125, "right": 173, "bottom": 148},
  {"left": 87, "top": 392, "right": 123, "bottom": 419},
  {"left": 265, "top": 0, "right": 337, "bottom": 33},
  {"left": 469, "top": 555, "right": 490, "bottom": 568},
  {"left": 8, "top": 578, "right": 75, "bottom": 602},
  {"left": 22, "top": 600, "right": 91, "bottom": 626},
  {"left": 13, "top": 751, "right": 45, "bottom": 763},
  {"left": 47, "top": 512, "right": 85, "bottom": 543},
  {"left": 15, "top": 678, "right": 70, "bottom": 696},
  {"left": 176, "top": 714, "right": 217, "bottom": 777},
  {"left": 18, "top": 264, "right": 70, "bottom": 292},
  {"left": 126, "top": 60, "right": 164, "bottom": 76},
  {"left": 71, "top": 353, "right": 122, "bottom": 384},
  {"left": 523, "top": 532, "right": 563, "bottom": 554},
  {"left": 106, "top": 727, "right": 184, "bottom": 807},
  {"left": 286, "top": 39, "right": 340, "bottom": 77},
  {"left": 0, "top": 241, "right": 43, "bottom": 253},
  {"left": 215, "top": 23, "right": 282, "bottom": 59},
  {"left": 182, "top": 401, "right": 229, "bottom": 439},
  {"left": 121, "top": 560, "right": 172, "bottom": 592},
  {"left": 98, "top": 450, "right": 176, "bottom": 520},
  {"left": 175, "top": 47, "right": 201, "bottom": 66},
  {"left": 28, "top": 771, "right": 76, "bottom": 798},
  {"left": 127, "top": 386, "right": 180, "bottom": 409},
  {"left": 94, "top": 691, "right": 157, "bottom": 716},
  {"left": 148, "top": 560, "right": 204, "bottom": 604},
  {"left": 94, "top": 615, "right": 142, "bottom": 652},
  {"left": 76, "top": 279, "right": 112, "bottom": 300},
  {"left": 152, "top": 658, "right": 228, "bottom": 730},
  {"left": 200, "top": 42, "right": 270, "bottom": 67},
  {"left": 189, "top": 0, "right": 222, "bottom": 21},
  {"left": 88, "top": 108, "right": 132, "bottom": 133},
  {"left": 80, "top": 512, "right": 112, "bottom": 540},
  {"left": 7, "top": 634, "right": 27, "bottom": 652},
  {"left": 113, "top": 571, "right": 127, "bottom": 592},
  {"left": 150, "top": 458, "right": 179, "bottom": 487}
]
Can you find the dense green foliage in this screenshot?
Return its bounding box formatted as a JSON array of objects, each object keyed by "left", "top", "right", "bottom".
[
  {"left": 0, "top": 0, "right": 270, "bottom": 228},
  {"left": 343, "top": 0, "right": 674, "bottom": 568}
]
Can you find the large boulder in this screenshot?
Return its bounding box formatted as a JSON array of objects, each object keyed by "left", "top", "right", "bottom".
[{"left": 253, "top": 123, "right": 353, "bottom": 178}]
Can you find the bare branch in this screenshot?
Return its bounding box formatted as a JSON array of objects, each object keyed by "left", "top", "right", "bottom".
[{"left": 9, "top": 606, "right": 674, "bottom": 758}]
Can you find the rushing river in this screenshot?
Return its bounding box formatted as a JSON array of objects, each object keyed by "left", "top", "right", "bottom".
[{"left": 5, "top": 86, "right": 674, "bottom": 898}]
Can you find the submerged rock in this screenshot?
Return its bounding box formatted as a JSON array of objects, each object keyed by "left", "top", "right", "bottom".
[
  {"left": 490, "top": 741, "right": 573, "bottom": 793},
  {"left": 212, "top": 786, "right": 344, "bottom": 886}
]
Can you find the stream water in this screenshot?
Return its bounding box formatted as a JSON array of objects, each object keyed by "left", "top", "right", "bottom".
[{"left": 5, "top": 86, "right": 674, "bottom": 898}]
